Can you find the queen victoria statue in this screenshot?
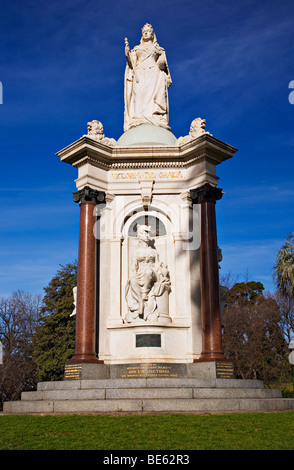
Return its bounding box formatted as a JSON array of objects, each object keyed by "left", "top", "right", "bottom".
[{"left": 124, "top": 24, "right": 172, "bottom": 132}]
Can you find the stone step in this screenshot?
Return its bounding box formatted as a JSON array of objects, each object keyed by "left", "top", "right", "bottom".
[
  {"left": 141, "top": 398, "right": 294, "bottom": 413},
  {"left": 36, "top": 377, "right": 265, "bottom": 391},
  {"left": 4, "top": 377, "right": 294, "bottom": 415},
  {"left": 106, "top": 387, "right": 281, "bottom": 400},
  {"left": 3, "top": 399, "right": 142, "bottom": 414},
  {"left": 192, "top": 388, "right": 281, "bottom": 399},
  {"left": 22, "top": 387, "right": 192, "bottom": 401},
  {"left": 21, "top": 386, "right": 281, "bottom": 401},
  {"left": 3, "top": 396, "right": 294, "bottom": 415}
]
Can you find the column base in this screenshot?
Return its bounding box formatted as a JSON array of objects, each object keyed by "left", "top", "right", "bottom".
[
  {"left": 66, "top": 354, "right": 104, "bottom": 365},
  {"left": 194, "top": 353, "right": 232, "bottom": 363}
]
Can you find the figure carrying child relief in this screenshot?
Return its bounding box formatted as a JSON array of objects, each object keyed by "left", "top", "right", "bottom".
[{"left": 124, "top": 225, "right": 171, "bottom": 323}]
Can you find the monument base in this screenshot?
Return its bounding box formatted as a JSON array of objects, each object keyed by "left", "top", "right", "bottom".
[
  {"left": 64, "top": 361, "right": 234, "bottom": 381},
  {"left": 4, "top": 364, "right": 294, "bottom": 415}
]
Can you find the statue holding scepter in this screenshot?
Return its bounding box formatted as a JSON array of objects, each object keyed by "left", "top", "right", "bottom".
[
  {"left": 124, "top": 37, "right": 138, "bottom": 83},
  {"left": 123, "top": 23, "right": 172, "bottom": 132}
]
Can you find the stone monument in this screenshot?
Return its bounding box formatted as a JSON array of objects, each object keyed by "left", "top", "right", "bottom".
[
  {"left": 57, "top": 23, "right": 238, "bottom": 380},
  {"left": 4, "top": 25, "right": 294, "bottom": 414}
]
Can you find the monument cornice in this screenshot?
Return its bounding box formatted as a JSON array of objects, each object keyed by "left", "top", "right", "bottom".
[{"left": 56, "top": 134, "right": 238, "bottom": 171}]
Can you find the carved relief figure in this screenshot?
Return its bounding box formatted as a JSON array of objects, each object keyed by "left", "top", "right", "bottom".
[
  {"left": 124, "top": 24, "right": 172, "bottom": 132},
  {"left": 124, "top": 225, "right": 171, "bottom": 323},
  {"left": 70, "top": 286, "right": 77, "bottom": 317},
  {"left": 87, "top": 119, "right": 104, "bottom": 137},
  {"left": 189, "top": 117, "right": 207, "bottom": 137},
  {"left": 86, "top": 120, "right": 116, "bottom": 146},
  {"left": 176, "top": 117, "right": 212, "bottom": 145}
]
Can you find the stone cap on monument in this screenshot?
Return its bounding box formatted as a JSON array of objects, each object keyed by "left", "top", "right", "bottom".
[{"left": 117, "top": 124, "right": 177, "bottom": 147}]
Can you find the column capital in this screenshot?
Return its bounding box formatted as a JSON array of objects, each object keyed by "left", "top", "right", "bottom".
[
  {"left": 73, "top": 186, "right": 106, "bottom": 204},
  {"left": 190, "top": 183, "right": 223, "bottom": 204}
]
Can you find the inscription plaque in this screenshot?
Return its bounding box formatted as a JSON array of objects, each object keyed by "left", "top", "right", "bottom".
[
  {"left": 136, "top": 334, "right": 161, "bottom": 348},
  {"left": 64, "top": 364, "right": 82, "bottom": 380},
  {"left": 216, "top": 361, "right": 234, "bottom": 379},
  {"left": 115, "top": 363, "right": 187, "bottom": 378},
  {"left": 111, "top": 170, "right": 184, "bottom": 181}
]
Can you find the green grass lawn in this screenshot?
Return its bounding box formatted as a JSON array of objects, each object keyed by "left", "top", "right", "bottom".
[{"left": 0, "top": 411, "right": 294, "bottom": 450}]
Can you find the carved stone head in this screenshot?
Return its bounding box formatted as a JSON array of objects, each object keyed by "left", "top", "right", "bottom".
[
  {"left": 137, "top": 224, "right": 151, "bottom": 242},
  {"left": 189, "top": 118, "right": 206, "bottom": 137},
  {"left": 87, "top": 120, "right": 104, "bottom": 138},
  {"left": 140, "top": 23, "right": 157, "bottom": 44}
]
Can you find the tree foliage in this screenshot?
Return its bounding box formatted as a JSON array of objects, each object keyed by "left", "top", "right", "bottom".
[
  {"left": 33, "top": 262, "right": 77, "bottom": 382},
  {"left": 273, "top": 233, "right": 294, "bottom": 347},
  {"left": 274, "top": 232, "right": 294, "bottom": 297},
  {"left": 0, "top": 291, "right": 41, "bottom": 406},
  {"left": 273, "top": 290, "right": 294, "bottom": 344},
  {"left": 225, "top": 281, "right": 264, "bottom": 305},
  {"left": 222, "top": 282, "right": 290, "bottom": 383}
]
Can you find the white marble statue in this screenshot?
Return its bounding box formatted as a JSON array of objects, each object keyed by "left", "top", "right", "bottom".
[
  {"left": 85, "top": 120, "right": 116, "bottom": 146},
  {"left": 177, "top": 117, "right": 212, "bottom": 145},
  {"left": 124, "top": 225, "right": 171, "bottom": 323},
  {"left": 124, "top": 23, "right": 172, "bottom": 132},
  {"left": 70, "top": 286, "right": 77, "bottom": 317},
  {"left": 189, "top": 118, "right": 207, "bottom": 137}
]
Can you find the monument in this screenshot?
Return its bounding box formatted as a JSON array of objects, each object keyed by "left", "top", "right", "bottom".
[
  {"left": 58, "top": 23, "right": 237, "bottom": 379},
  {"left": 4, "top": 25, "right": 294, "bottom": 413}
]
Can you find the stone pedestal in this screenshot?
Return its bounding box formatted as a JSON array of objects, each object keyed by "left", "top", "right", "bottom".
[
  {"left": 57, "top": 124, "right": 237, "bottom": 368},
  {"left": 63, "top": 360, "right": 235, "bottom": 380}
]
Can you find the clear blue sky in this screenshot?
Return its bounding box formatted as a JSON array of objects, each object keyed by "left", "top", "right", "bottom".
[{"left": 0, "top": 0, "right": 293, "bottom": 297}]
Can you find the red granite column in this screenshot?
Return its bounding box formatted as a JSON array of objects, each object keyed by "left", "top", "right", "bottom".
[
  {"left": 68, "top": 186, "right": 105, "bottom": 364},
  {"left": 191, "top": 183, "right": 228, "bottom": 362}
]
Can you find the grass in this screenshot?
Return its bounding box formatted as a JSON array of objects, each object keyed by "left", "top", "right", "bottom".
[{"left": 0, "top": 411, "right": 294, "bottom": 450}]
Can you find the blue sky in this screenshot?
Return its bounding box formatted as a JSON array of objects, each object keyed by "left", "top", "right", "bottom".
[{"left": 0, "top": 0, "right": 293, "bottom": 297}]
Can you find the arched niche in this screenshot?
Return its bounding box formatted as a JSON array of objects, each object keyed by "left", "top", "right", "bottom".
[{"left": 121, "top": 209, "right": 173, "bottom": 324}]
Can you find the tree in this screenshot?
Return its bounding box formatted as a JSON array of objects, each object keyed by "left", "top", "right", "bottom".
[
  {"left": 274, "top": 290, "right": 294, "bottom": 345},
  {"left": 222, "top": 282, "right": 289, "bottom": 383},
  {"left": 33, "top": 262, "right": 77, "bottom": 382},
  {"left": 0, "top": 291, "right": 41, "bottom": 407},
  {"left": 273, "top": 233, "right": 294, "bottom": 345},
  {"left": 274, "top": 233, "right": 294, "bottom": 297},
  {"left": 225, "top": 281, "right": 264, "bottom": 306}
]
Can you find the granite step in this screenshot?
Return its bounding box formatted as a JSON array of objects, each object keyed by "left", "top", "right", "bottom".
[
  {"left": 36, "top": 377, "right": 265, "bottom": 391},
  {"left": 141, "top": 397, "right": 294, "bottom": 413},
  {"left": 21, "top": 386, "right": 281, "bottom": 401},
  {"left": 3, "top": 377, "right": 294, "bottom": 415},
  {"left": 3, "top": 396, "right": 294, "bottom": 415}
]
